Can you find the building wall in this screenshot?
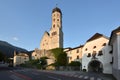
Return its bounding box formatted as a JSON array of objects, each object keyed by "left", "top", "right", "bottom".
[
  {"left": 66, "top": 47, "right": 82, "bottom": 63},
  {"left": 82, "top": 37, "right": 112, "bottom": 74},
  {"left": 117, "top": 33, "right": 120, "bottom": 70},
  {"left": 32, "top": 49, "right": 41, "bottom": 60},
  {"left": 112, "top": 32, "right": 120, "bottom": 80},
  {"left": 40, "top": 32, "right": 50, "bottom": 50},
  {"left": 14, "top": 53, "right": 29, "bottom": 67},
  {"left": 102, "top": 45, "right": 112, "bottom": 74}
]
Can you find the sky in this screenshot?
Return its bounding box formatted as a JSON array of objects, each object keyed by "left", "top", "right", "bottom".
[{"left": 0, "top": 0, "right": 120, "bottom": 51}]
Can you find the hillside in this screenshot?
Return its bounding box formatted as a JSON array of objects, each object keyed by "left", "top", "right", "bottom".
[{"left": 0, "top": 40, "right": 28, "bottom": 57}]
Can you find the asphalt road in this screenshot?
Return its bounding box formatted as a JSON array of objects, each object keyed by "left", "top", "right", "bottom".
[
  {"left": 0, "top": 66, "right": 116, "bottom": 80},
  {"left": 0, "top": 67, "right": 83, "bottom": 80}
]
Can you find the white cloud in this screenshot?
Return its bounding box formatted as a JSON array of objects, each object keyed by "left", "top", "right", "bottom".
[{"left": 13, "top": 37, "right": 19, "bottom": 41}]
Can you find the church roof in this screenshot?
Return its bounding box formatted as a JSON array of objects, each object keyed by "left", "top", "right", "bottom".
[
  {"left": 44, "top": 31, "right": 49, "bottom": 36},
  {"left": 86, "top": 33, "right": 109, "bottom": 42},
  {"left": 109, "top": 26, "right": 120, "bottom": 45},
  {"left": 52, "top": 7, "right": 62, "bottom": 14}
]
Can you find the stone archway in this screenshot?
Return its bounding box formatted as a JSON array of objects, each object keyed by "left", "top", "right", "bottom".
[{"left": 88, "top": 60, "right": 103, "bottom": 73}]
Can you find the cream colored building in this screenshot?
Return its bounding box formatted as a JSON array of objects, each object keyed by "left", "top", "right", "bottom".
[
  {"left": 13, "top": 51, "right": 29, "bottom": 67},
  {"left": 65, "top": 45, "right": 83, "bottom": 63}
]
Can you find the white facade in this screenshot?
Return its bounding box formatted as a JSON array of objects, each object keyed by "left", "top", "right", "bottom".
[
  {"left": 81, "top": 33, "right": 112, "bottom": 74},
  {"left": 109, "top": 27, "right": 120, "bottom": 80},
  {"left": 13, "top": 51, "right": 29, "bottom": 67}
]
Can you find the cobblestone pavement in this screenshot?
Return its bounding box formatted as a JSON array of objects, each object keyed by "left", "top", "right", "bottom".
[{"left": 42, "top": 71, "right": 116, "bottom": 80}]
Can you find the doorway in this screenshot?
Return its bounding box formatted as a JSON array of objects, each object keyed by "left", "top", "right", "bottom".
[{"left": 88, "top": 60, "right": 103, "bottom": 73}]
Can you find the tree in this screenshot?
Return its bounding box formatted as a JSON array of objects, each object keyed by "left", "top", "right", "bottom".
[
  {"left": 39, "top": 57, "right": 48, "bottom": 66},
  {"left": 51, "top": 48, "right": 67, "bottom": 66},
  {"left": 57, "top": 52, "right": 67, "bottom": 66},
  {"left": 68, "top": 61, "right": 81, "bottom": 66},
  {"left": 51, "top": 48, "right": 63, "bottom": 59},
  {"left": 38, "top": 56, "right": 48, "bottom": 69},
  {"left": 0, "top": 52, "right": 5, "bottom": 61}
]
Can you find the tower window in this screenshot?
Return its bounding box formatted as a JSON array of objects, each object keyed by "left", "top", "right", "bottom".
[
  {"left": 57, "top": 19, "right": 59, "bottom": 21},
  {"left": 52, "top": 31, "right": 57, "bottom": 36},
  {"left": 53, "top": 19, "right": 55, "bottom": 22},
  {"left": 57, "top": 24, "right": 59, "bottom": 27},
  {"left": 57, "top": 14, "right": 59, "bottom": 17},
  {"left": 93, "top": 46, "right": 96, "bottom": 49},
  {"left": 53, "top": 24, "right": 55, "bottom": 28}
]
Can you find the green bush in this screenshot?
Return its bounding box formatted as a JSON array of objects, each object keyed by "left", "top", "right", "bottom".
[{"left": 68, "top": 61, "right": 81, "bottom": 66}]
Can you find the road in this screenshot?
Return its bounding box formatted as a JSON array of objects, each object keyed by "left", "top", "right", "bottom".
[
  {"left": 0, "top": 66, "right": 115, "bottom": 80},
  {"left": 0, "top": 67, "right": 83, "bottom": 80}
]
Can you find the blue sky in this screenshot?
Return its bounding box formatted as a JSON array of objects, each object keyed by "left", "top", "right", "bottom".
[{"left": 0, "top": 0, "right": 120, "bottom": 51}]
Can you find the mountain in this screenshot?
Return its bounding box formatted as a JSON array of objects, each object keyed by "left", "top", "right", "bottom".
[{"left": 0, "top": 40, "right": 28, "bottom": 57}]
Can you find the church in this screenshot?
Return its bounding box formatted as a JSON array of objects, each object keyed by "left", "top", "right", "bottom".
[
  {"left": 40, "top": 7, "right": 63, "bottom": 50},
  {"left": 32, "top": 7, "right": 63, "bottom": 64},
  {"left": 31, "top": 7, "right": 120, "bottom": 80}
]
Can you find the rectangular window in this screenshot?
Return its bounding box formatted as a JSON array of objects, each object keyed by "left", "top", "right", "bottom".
[
  {"left": 70, "top": 57, "right": 72, "bottom": 60},
  {"left": 77, "top": 56, "right": 79, "bottom": 59},
  {"left": 76, "top": 49, "right": 79, "bottom": 53}
]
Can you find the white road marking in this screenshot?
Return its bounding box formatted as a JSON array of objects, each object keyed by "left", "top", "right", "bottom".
[
  {"left": 84, "top": 76, "right": 89, "bottom": 79},
  {"left": 90, "top": 77, "right": 94, "bottom": 80},
  {"left": 69, "top": 74, "right": 75, "bottom": 77},
  {"left": 79, "top": 75, "right": 83, "bottom": 78},
  {"left": 97, "top": 78, "right": 102, "bottom": 80},
  {"left": 74, "top": 75, "right": 79, "bottom": 77},
  {"left": 10, "top": 75, "right": 24, "bottom": 80},
  {"left": 47, "top": 76, "right": 61, "bottom": 80}
]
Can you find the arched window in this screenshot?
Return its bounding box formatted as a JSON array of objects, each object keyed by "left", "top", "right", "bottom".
[
  {"left": 102, "top": 43, "right": 106, "bottom": 46},
  {"left": 53, "top": 24, "right": 55, "bottom": 28},
  {"left": 85, "top": 48, "right": 88, "bottom": 51},
  {"left": 53, "top": 19, "right": 55, "bottom": 22},
  {"left": 76, "top": 49, "right": 79, "bottom": 53},
  {"left": 87, "top": 53, "right": 91, "bottom": 57},
  {"left": 93, "top": 46, "right": 96, "bottom": 49}
]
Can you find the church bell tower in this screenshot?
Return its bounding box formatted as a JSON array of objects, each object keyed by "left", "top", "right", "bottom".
[{"left": 49, "top": 7, "right": 63, "bottom": 49}]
